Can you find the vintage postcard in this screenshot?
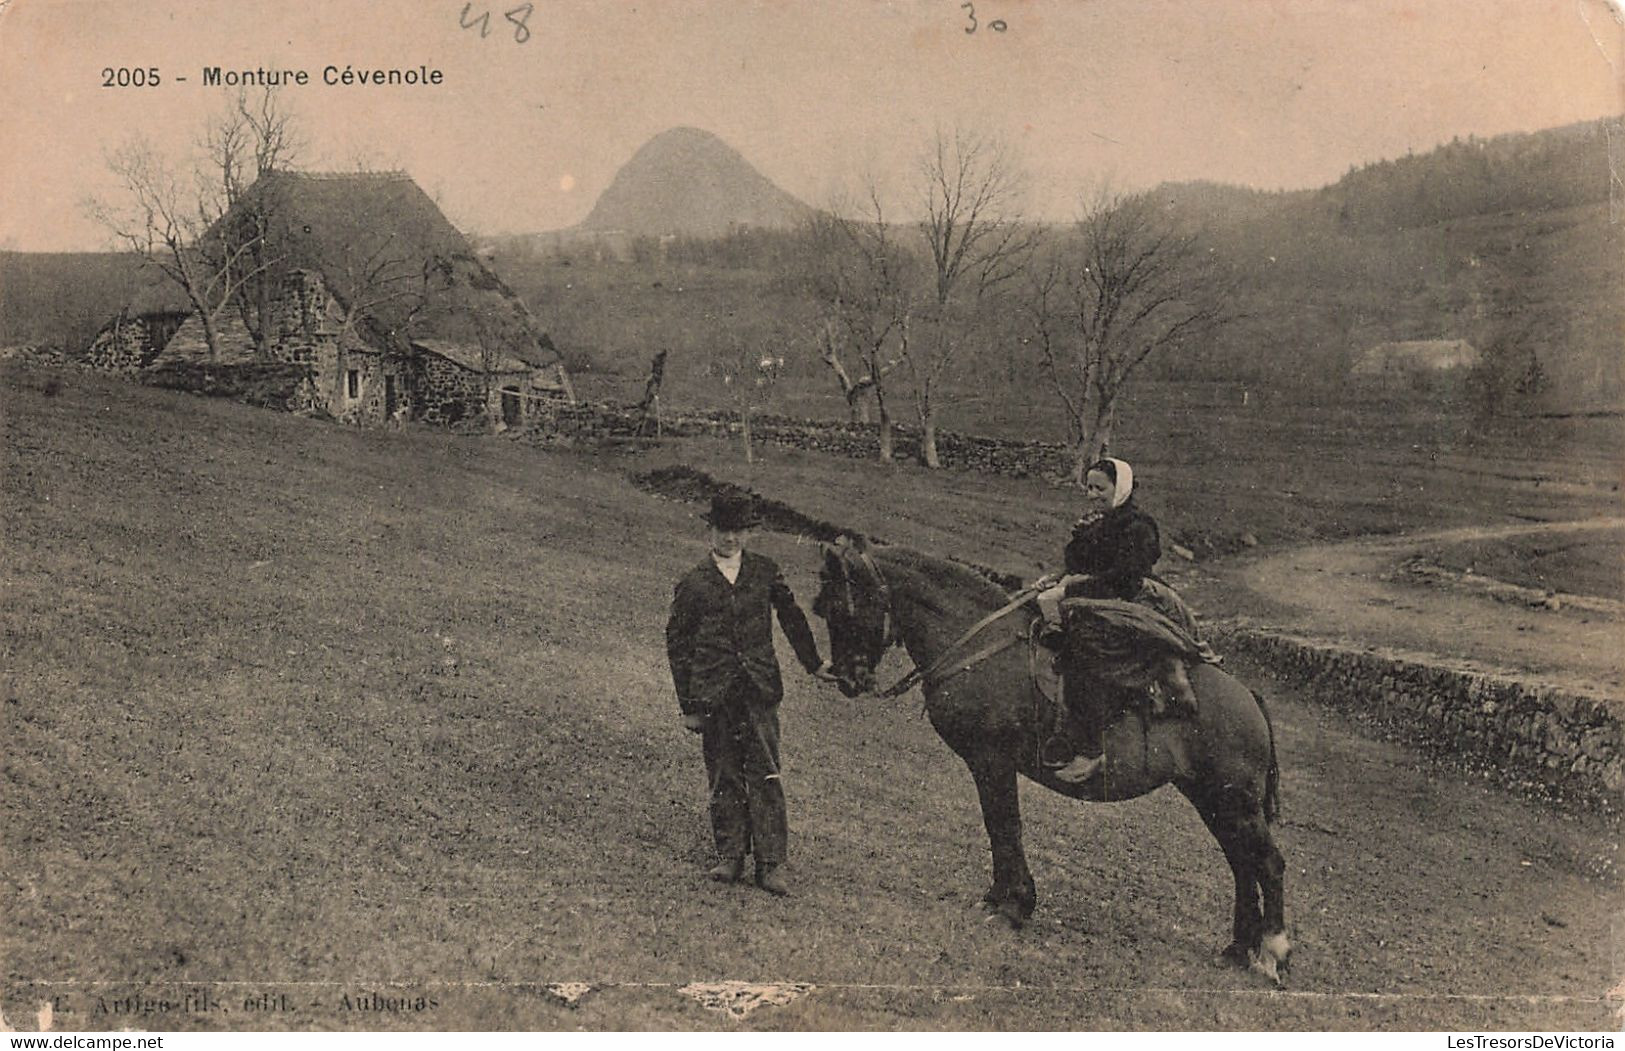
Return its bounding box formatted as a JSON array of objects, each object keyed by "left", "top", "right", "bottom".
[{"left": 2, "top": 0, "right": 1622, "bottom": 1034}]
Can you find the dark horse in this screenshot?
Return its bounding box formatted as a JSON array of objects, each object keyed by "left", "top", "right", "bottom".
[{"left": 813, "top": 539, "right": 1291, "bottom": 983}]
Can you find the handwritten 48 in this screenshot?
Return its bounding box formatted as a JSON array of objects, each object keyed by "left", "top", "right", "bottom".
[{"left": 460, "top": 2, "right": 533, "bottom": 44}]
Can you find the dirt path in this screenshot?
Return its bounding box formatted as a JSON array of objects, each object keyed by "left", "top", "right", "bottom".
[{"left": 1220, "top": 518, "right": 1625, "bottom": 696}]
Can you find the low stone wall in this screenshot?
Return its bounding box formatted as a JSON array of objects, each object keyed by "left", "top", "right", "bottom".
[
  {"left": 140, "top": 361, "right": 312, "bottom": 411},
  {"left": 518, "top": 402, "right": 1071, "bottom": 478},
  {"left": 1213, "top": 624, "right": 1624, "bottom": 812}
]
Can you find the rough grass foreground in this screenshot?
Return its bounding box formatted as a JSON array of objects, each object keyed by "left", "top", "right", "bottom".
[{"left": 3, "top": 365, "right": 1618, "bottom": 1031}]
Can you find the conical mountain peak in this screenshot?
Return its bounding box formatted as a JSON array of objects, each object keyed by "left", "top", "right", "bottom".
[{"left": 580, "top": 127, "right": 810, "bottom": 237}]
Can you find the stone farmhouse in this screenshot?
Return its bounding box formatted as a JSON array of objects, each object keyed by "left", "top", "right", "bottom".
[{"left": 86, "top": 170, "right": 573, "bottom": 428}]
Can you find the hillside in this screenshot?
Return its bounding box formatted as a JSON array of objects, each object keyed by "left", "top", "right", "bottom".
[
  {"left": 6, "top": 119, "right": 1619, "bottom": 416},
  {"left": 0, "top": 251, "right": 173, "bottom": 353},
  {"left": 577, "top": 126, "right": 812, "bottom": 237},
  {"left": 4, "top": 362, "right": 1619, "bottom": 1030},
  {"left": 484, "top": 118, "right": 1623, "bottom": 417},
  {"left": 1160, "top": 119, "right": 1625, "bottom": 406}
]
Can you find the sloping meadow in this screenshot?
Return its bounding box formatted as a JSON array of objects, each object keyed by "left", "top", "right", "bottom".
[{"left": 5, "top": 364, "right": 1619, "bottom": 1031}]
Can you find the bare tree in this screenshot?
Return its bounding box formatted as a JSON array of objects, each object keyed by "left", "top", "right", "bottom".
[
  {"left": 89, "top": 141, "right": 256, "bottom": 364},
  {"left": 1027, "top": 189, "right": 1233, "bottom": 474},
  {"left": 904, "top": 127, "right": 1035, "bottom": 467},
  {"left": 87, "top": 87, "right": 301, "bottom": 363},
  {"left": 633, "top": 348, "right": 669, "bottom": 437},
  {"left": 209, "top": 87, "right": 303, "bottom": 361},
  {"left": 330, "top": 232, "right": 429, "bottom": 344},
  {"left": 816, "top": 318, "right": 900, "bottom": 426},
  {"left": 800, "top": 186, "right": 912, "bottom": 461}
]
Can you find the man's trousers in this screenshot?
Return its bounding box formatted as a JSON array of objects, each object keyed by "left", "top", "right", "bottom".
[{"left": 701, "top": 677, "right": 786, "bottom": 864}]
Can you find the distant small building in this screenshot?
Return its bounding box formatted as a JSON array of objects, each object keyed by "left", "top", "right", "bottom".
[{"left": 1351, "top": 340, "right": 1480, "bottom": 380}]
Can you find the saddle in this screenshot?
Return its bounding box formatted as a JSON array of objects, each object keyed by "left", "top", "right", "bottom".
[{"left": 1029, "top": 598, "right": 1217, "bottom": 722}]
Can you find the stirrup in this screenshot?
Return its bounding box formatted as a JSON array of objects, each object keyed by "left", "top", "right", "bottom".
[{"left": 1039, "top": 735, "right": 1075, "bottom": 768}]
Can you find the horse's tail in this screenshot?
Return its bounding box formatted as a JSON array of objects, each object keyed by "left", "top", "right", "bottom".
[{"left": 1251, "top": 688, "right": 1282, "bottom": 824}]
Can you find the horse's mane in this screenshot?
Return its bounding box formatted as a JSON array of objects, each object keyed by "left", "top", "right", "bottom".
[{"left": 869, "top": 544, "right": 1015, "bottom": 608}]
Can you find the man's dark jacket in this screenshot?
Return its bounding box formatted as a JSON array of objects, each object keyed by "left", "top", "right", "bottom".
[{"left": 666, "top": 551, "right": 823, "bottom": 716}]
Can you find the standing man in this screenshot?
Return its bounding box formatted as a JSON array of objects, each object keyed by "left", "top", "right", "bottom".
[{"left": 666, "top": 488, "right": 829, "bottom": 896}]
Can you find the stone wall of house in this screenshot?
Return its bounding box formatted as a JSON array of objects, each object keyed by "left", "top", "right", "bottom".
[
  {"left": 414, "top": 355, "right": 499, "bottom": 427},
  {"left": 1211, "top": 625, "right": 1624, "bottom": 811},
  {"left": 409, "top": 352, "right": 567, "bottom": 430},
  {"left": 326, "top": 348, "right": 411, "bottom": 426},
  {"left": 86, "top": 313, "right": 184, "bottom": 373}
]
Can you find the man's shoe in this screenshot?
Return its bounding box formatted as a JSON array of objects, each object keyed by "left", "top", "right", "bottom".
[
  {"left": 708, "top": 857, "right": 745, "bottom": 883},
  {"left": 755, "top": 863, "right": 791, "bottom": 896},
  {"left": 1052, "top": 753, "right": 1104, "bottom": 784}
]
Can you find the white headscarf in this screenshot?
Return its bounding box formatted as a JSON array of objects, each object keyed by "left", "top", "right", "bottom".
[{"left": 1102, "top": 457, "right": 1134, "bottom": 509}]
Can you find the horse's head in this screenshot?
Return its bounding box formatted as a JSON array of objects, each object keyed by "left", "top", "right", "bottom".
[{"left": 811, "top": 536, "right": 895, "bottom": 697}]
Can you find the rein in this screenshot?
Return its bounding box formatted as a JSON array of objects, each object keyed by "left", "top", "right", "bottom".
[{"left": 854, "top": 555, "right": 1037, "bottom": 698}]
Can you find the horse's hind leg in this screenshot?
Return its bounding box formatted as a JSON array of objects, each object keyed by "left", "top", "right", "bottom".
[
  {"left": 968, "top": 756, "right": 1037, "bottom": 928},
  {"left": 1234, "top": 811, "right": 1290, "bottom": 983},
  {"left": 1186, "top": 794, "right": 1263, "bottom": 964},
  {"left": 1189, "top": 789, "right": 1291, "bottom": 985}
]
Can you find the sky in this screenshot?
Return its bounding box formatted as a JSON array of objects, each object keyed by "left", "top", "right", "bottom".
[{"left": 1, "top": 0, "right": 1620, "bottom": 251}]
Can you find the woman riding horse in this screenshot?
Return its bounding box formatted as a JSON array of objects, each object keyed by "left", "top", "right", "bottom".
[
  {"left": 814, "top": 537, "right": 1291, "bottom": 984},
  {"left": 1035, "top": 457, "right": 1216, "bottom": 783}
]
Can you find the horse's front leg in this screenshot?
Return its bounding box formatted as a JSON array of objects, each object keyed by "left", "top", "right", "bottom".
[{"left": 969, "top": 755, "right": 1037, "bottom": 928}]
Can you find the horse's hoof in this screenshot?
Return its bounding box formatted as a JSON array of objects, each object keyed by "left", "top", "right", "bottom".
[
  {"left": 994, "top": 901, "right": 1027, "bottom": 930},
  {"left": 1215, "top": 942, "right": 1250, "bottom": 969},
  {"left": 1247, "top": 933, "right": 1292, "bottom": 987}
]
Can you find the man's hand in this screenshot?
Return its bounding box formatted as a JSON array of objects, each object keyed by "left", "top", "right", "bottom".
[
  {"left": 1033, "top": 572, "right": 1060, "bottom": 590},
  {"left": 681, "top": 713, "right": 707, "bottom": 734}
]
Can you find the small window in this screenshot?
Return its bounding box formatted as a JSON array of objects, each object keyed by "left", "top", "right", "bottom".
[{"left": 346, "top": 370, "right": 360, "bottom": 400}]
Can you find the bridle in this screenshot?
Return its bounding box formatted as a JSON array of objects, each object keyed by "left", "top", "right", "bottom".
[
  {"left": 832, "top": 546, "right": 1038, "bottom": 699},
  {"left": 829, "top": 545, "right": 898, "bottom": 646}
]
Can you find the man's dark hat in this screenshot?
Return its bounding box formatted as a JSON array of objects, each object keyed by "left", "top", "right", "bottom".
[{"left": 704, "top": 488, "right": 760, "bottom": 530}]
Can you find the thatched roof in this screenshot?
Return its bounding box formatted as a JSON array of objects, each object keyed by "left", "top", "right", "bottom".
[
  {"left": 95, "top": 170, "right": 563, "bottom": 371},
  {"left": 230, "top": 170, "right": 563, "bottom": 369},
  {"left": 411, "top": 339, "right": 530, "bottom": 375}
]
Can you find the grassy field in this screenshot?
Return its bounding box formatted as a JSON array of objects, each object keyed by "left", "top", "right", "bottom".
[
  {"left": 614, "top": 383, "right": 1623, "bottom": 580},
  {"left": 1416, "top": 530, "right": 1625, "bottom": 602},
  {"left": 4, "top": 364, "right": 1620, "bottom": 1031}
]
